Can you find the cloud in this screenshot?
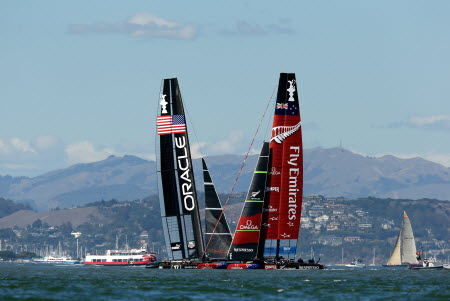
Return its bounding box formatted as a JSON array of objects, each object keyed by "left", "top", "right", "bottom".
[
  {"left": 33, "top": 135, "right": 59, "bottom": 151},
  {"left": 0, "top": 138, "right": 35, "bottom": 154},
  {"left": 387, "top": 114, "right": 450, "bottom": 131},
  {"left": 68, "top": 12, "right": 198, "bottom": 40},
  {"left": 65, "top": 141, "right": 116, "bottom": 164},
  {"left": 220, "top": 19, "right": 295, "bottom": 36},
  {"left": 207, "top": 130, "right": 246, "bottom": 154},
  {"left": 191, "top": 142, "right": 206, "bottom": 159}
]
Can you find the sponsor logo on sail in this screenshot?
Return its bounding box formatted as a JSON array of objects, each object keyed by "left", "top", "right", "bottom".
[
  {"left": 175, "top": 136, "right": 195, "bottom": 211},
  {"left": 264, "top": 205, "right": 277, "bottom": 213},
  {"left": 160, "top": 94, "right": 168, "bottom": 114},
  {"left": 239, "top": 220, "right": 259, "bottom": 230},
  {"left": 287, "top": 146, "right": 301, "bottom": 221},
  {"left": 269, "top": 167, "right": 280, "bottom": 175},
  {"left": 233, "top": 248, "right": 253, "bottom": 252},
  {"left": 266, "top": 187, "right": 279, "bottom": 192},
  {"left": 287, "top": 79, "right": 296, "bottom": 102},
  {"left": 281, "top": 233, "right": 291, "bottom": 238}
]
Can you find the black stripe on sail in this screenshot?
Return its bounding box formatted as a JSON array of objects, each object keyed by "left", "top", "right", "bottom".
[{"left": 228, "top": 142, "right": 270, "bottom": 261}]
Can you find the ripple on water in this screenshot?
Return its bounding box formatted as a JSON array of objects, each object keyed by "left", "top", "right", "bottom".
[{"left": 0, "top": 264, "right": 449, "bottom": 300}]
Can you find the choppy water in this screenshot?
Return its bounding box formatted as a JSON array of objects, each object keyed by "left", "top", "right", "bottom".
[{"left": 1, "top": 263, "right": 449, "bottom": 300}]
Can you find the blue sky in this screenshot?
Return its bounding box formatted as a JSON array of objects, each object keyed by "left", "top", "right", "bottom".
[{"left": 1, "top": 0, "right": 450, "bottom": 176}]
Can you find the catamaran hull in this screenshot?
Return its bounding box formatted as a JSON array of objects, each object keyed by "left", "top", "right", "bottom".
[{"left": 197, "top": 262, "right": 229, "bottom": 269}]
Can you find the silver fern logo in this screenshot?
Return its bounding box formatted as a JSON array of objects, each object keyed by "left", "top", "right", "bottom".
[
  {"left": 251, "top": 190, "right": 261, "bottom": 198},
  {"left": 271, "top": 121, "right": 301, "bottom": 144}
]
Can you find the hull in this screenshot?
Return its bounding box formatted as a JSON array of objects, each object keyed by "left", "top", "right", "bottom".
[
  {"left": 345, "top": 264, "right": 366, "bottom": 268},
  {"left": 227, "top": 263, "right": 263, "bottom": 269},
  {"left": 197, "top": 262, "right": 229, "bottom": 269},
  {"left": 33, "top": 259, "right": 81, "bottom": 264},
  {"left": 84, "top": 247, "right": 157, "bottom": 266},
  {"left": 410, "top": 266, "right": 443, "bottom": 270},
  {"left": 156, "top": 263, "right": 199, "bottom": 269},
  {"left": 280, "top": 262, "right": 325, "bottom": 270},
  {"left": 84, "top": 259, "right": 152, "bottom": 266}
]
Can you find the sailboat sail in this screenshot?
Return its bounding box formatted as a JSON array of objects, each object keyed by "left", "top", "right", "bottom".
[
  {"left": 387, "top": 233, "right": 402, "bottom": 265},
  {"left": 203, "top": 158, "right": 232, "bottom": 259},
  {"left": 228, "top": 142, "right": 270, "bottom": 261},
  {"left": 386, "top": 211, "right": 418, "bottom": 265},
  {"left": 400, "top": 211, "right": 418, "bottom": 264},
  {"left": 261, "top": 73, "right": 303, "bottom": 259},
  {"left": 156, "top": 78, "right": 204, "bottom": 260}
]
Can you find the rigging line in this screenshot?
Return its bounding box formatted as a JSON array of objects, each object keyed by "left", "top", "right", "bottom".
[
  {"left": 184, "top": 97, "right": 205, "bottom": 159},
  {"left": 204, "top": 84, "right": 278, "bottom": 256}
]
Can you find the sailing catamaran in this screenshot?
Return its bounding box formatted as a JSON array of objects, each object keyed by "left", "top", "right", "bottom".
[
  {"left": 224, "top": 73, "right": 323, "bottom": 269},
  {"left": 383, "top": 211, "right": 419, "bottom": 267},
  {"left": 155, "top": 78, "right": 204, "bottom": 268},
  {"left": 153, "top": 74, "right": 322, "bottom": 270}
]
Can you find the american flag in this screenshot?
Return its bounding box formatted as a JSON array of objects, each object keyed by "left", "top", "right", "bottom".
[{"left": 157, "top": 114, "right": 186, "bottom": 135}]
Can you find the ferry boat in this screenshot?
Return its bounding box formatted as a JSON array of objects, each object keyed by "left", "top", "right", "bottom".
[
  {"left": 84, "top": 246, "right": 157, "bottom": 266},
  {"left": 33, "top": 254, "right": 81, "bottom": 264}
]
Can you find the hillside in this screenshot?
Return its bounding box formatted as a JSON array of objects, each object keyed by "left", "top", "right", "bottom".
[
  {"left": 1, "top": 147, "right": 450, "bottom": 211},
  {"left": 0, "top": 196, "right": 448, "bottom": 264}
]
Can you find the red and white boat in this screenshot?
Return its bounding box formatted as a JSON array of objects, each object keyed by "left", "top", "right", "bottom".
[{"left": 84, "top": 246, "right": 157, "bottom": 266}]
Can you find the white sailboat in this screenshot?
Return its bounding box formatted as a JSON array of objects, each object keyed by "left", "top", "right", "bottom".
[{"left": 383, "top": 211, "right": 419, "bottom": 267}]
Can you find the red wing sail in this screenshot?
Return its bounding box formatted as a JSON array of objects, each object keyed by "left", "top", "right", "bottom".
[{"left": 261, "top": 73, "right": 303, "bottom": 259}]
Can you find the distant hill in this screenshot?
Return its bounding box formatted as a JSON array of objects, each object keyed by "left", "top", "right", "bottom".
[{"left": 1, "top": 148, "right": 450, "bottom": 211}]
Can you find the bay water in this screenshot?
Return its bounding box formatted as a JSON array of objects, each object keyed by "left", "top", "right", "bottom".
[{"left": 1, "top": 263, "right": 449, "bottom": 300}]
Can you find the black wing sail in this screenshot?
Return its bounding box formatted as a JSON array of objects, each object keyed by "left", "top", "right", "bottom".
[
  {"left": 228, "top": 142, "right": 270, "bottom": 261},
  {"left": 203, "top": 158, "right": 232, "bottom": 260},
  {"left": 156, "top": 78, "right": 204, "bottom": 260}
]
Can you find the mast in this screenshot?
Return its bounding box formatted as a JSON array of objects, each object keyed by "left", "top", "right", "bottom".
[
  {"left": 228, "top": 142, "right": 270, "bottom": 261},
  {"left": 261, "top": 73, "right": 303, "bottom": 260},
  {"left": 400, "top": 211, "right": 418, "bottom": 264},
  {"left": 203, "top": 158, "right": 232, "bottom": 259},
  {"left": 156, "top": 78, "right": 204, "bottom": 260}
]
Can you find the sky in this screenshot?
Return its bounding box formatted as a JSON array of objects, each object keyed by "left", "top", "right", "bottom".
[{"left": 1, "top": 0, "right": 450, "bottom": 176}]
